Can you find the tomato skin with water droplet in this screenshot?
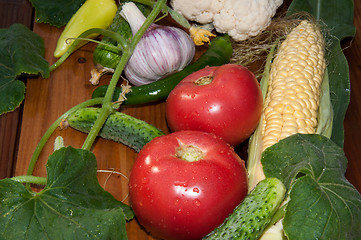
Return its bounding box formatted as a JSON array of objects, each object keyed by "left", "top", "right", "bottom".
[
  {"left": 129, "top": 131, "right": 248, "bottom": 240},
  {"left": 166, "top": 64, "right": 263, "bottom": 146}
]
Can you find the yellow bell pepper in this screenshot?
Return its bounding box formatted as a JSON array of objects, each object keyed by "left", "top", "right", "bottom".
[{"left": 54, "top": 0, "right": 117, "bottom": 58}]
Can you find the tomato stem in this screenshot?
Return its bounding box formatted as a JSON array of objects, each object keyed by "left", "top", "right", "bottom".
[
  {"left": 175, "top": 145, "right": 204, "bottom": 162},
  {"left": 195, "top": 75, "right": 213, "bottom": 85}
]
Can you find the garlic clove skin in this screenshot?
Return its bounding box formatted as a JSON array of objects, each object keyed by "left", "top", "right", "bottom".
[
  {"left": 125, "top": 26, "right": 195, "bottom": 86},
  {"left": 121, "top": 2, "right": 195, "bottom": 86}
]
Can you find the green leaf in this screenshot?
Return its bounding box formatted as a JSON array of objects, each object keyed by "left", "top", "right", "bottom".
[
  {"left": 29, "top": 0, "right": 86, "bottom": 27},
  {"left": 0, "top": 24, "right": 49, "bottom": 115},
  {"left": 0, "top": 146, "right": 134, "bottom": 240},
  {"left": 287, "top": 0, "right": 355, "bottom": 39},
  {"left": 262, "top": 134, "right": 361, "bottom": 240},
  {"left": 167, "top": 6, "right": 191, "bottom": 29},
  {"left": 287, "top": 0, "right": 356, "bottom": 147}
]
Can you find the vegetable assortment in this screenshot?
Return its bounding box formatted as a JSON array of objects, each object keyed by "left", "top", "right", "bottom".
[
  {"left": 0, "top": 0, "right": 360, "bottom": 240},
  {"left": 91, "top": 34, "right": 233, "bottom": 105},
  {"left": 92, "top": 1, "right": 152, "bottom": 70},
  {"left": 121, "top": 2, "right": 195, "bottom": 85}
]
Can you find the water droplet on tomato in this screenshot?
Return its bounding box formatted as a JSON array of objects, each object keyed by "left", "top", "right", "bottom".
[
  {"left": 141, "top": 177, "right": 149, "bottom": 184},
  {"left": 174, "top": 198, "right": 180, "bottom": 205},
  {"left": 193, "top": 187, "right": 199, "bottom": 193},
  {"left": 194, "top": 199, "right": 201, "bottom": 207},
  {"left": 174, "top": 181, "right": 188, "bottom": 187}
]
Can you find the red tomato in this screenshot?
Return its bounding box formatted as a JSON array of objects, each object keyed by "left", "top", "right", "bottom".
[
  {"left": 129, "top": 131, "right": 248, "bottom": 240},
  {"left": 166, "top": 64, "right": 263, "bottom": 146}
]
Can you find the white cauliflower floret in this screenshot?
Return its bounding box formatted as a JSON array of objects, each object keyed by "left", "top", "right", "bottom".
[
  {"left": 171, "top": 0, "right": 283, "bottom": 41},
  {"left": 171, "top": 0, "right": 225, "bottom": 24}
]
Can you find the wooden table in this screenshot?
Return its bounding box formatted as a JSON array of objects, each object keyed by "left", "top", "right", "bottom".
[{"left": 1, "top": 0, "right": 361, "bottom": 239}]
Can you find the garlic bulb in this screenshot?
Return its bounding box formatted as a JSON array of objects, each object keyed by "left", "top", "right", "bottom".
[{"left": 121, "top": 2, "right": 195, "bottom": 86}]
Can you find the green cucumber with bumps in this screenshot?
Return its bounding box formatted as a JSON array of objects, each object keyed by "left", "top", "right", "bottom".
[
  {"left": 203, "top": 177, "right": 286, "bottom": 240},
  {"left": 67, "top": 107, "right": 165, "bottom": 152}
]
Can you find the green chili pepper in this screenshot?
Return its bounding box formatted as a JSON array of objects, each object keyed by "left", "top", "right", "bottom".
[
  {"left": 54, "top": 0, "right": 117, "bottom": 58},
  {"left": 92, "top": 35, "right": 233, "bottom": 105}
]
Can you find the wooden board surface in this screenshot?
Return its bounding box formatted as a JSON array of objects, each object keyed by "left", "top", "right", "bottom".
[
  {"left": 0, "top": 0, "right": 34, "bottom": 181},
  {"left": 1, "top": 0, "right": 361, "bottom": 239}
]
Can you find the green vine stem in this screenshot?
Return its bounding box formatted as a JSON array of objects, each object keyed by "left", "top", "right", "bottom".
[
  {"left": 26, "top": 97, "right": 104, "bottom": 178},
  {"left": 49, "top": 28, "right": 128, "bottom": 72},
  {"left": 132, "top": 0, "right": 191, "bottom": 28},
  {"left": 22, "top": 0, "right": 167, "bottom": 187},
  {"left": 11, "top": 175, "right": 47, "bottom": 186},
  {"left": 81, "top": 0, "right": 167, "bottom": 150}
]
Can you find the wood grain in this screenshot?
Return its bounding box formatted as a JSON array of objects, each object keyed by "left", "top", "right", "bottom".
[
  {"left": 1, "top": 0, "right": 361, "bottom": 239},
  {"left": 0, "top": 0, "right": 33, "bottom": 179},
  {"left": 344, "top": 0, "right": 361, "bottom": 193},
  {"left": 12, "top": 20, "right": 169, "bottom": 240}
]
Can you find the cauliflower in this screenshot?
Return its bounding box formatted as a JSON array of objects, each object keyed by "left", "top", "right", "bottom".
[{"left": 170, "top": 0, "right": 283, "bottom": 41}]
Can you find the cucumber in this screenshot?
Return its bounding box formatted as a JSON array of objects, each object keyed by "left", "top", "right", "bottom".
[
  {"left": 67, "top": 107, "right": 165, "bottom": 152},
  {"left": 93, "top": 2, "right": 151, "bottom": 69},
  {"left": 203, "top": 178, "right": 286, "bottom": 240}
]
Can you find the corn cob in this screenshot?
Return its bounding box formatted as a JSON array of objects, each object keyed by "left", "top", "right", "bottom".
[
  {"left": 245, "top": 19, "right": 327, "bottom": 240},
  {"left": 248, "top": 20, "right": 326, "bottom": 190}
]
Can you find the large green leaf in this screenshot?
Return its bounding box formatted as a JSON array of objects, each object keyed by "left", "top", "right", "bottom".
[
  {"left": 29, "top": 0, "right": 86, "bottom": 27},
  {"left": 262, "top": 134, "right": 361, "bottom": 240},
  {"left": 287, "top": 0, "right": 356, "bottom": 147},
  {"left": 0, "top": 24, "right": 49, "bottom": 115},
  {"left": 0, "top": 147, "right": 134, "bottom": 239}
]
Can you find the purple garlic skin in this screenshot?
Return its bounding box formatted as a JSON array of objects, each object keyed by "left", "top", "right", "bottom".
[{"left": 125, "top": 25, "right": 195, "bottom": 86}]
